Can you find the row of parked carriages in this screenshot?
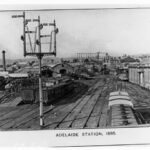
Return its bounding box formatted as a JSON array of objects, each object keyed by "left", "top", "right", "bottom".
[{"left": 21, "top": 79, "right": 74, "bottom": 105}]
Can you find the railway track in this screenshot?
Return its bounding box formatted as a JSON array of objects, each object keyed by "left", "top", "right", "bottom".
[
  {"left": 1, "top": 75, "right": 150, "bottom": 130},
  {"left": 34, "top": 77, "right": 111, "bottom": 129},
  {"left": 66, "top": 81, "right": 107, "bottom": 129},
  {"left": 0, "top": 81, "right": 88, "bottom": 129},
  {"left": 16, "top": 77, "right": 149, "bottom": 129},
  {"left": 12, "top": 80, "right": 98, "bottom": 129},
  {"left": 49, "top": 79, "right": 108, "bottom": 129}
]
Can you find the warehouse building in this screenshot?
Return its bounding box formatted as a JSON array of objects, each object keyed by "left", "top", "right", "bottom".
[
  {"left": 52, "top": 63, "right": 74, "bottom": 75},
  {"left": 129, "top": 64, "right": 150, "bottom": 89}
]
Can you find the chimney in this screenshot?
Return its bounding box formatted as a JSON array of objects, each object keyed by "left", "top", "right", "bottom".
[{"left": 2, "top": 50, "right": 6, "bottom": 71}]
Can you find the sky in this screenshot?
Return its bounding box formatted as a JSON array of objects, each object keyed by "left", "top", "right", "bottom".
[{"left": 1, "top": 8, "right": 150, "bottom": 59}]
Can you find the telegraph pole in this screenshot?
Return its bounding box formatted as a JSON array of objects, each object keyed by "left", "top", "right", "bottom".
[
  {"left": 23, "top": 12, "right": 26, "bottom": 56},
  {"left": 54, "top": 20, "right": 56, "bottom": 54},
  {"left": 37, "top": 16, "right": 44, "bottom": 127}
]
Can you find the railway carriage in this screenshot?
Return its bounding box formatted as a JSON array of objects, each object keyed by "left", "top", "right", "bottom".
[
  {"left": 108, "top": 91, "right": 138, "bottom": 126},
  {"left": 108, "top": 91, "right": 133, "bottom": 109}
]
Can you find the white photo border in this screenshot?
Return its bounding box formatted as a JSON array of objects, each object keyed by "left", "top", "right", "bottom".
[{"left": 0, "top": 3, "right": 150, "bottom": 147}]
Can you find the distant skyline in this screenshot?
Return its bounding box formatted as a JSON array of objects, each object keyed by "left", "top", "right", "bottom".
[{"left": 1, "top": 8, "right": 150, "bottom": 59}]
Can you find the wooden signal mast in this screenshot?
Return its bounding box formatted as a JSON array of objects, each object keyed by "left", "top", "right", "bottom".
[{"left": 12, "top": 12, "right": 59, "bottom": 127}]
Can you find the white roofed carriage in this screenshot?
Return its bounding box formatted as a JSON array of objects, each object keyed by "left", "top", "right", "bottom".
[{"left": 108, "top": 91, "right": 133, "bottom": 109}]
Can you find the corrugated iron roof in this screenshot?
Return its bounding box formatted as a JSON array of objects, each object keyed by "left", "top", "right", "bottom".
[{"left": 9, "top": 73, "right": 28, "bottom": 78}]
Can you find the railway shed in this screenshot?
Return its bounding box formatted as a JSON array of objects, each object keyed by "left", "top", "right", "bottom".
[{"left": 52, "top": 63, "right": 74, "bottom": 76}]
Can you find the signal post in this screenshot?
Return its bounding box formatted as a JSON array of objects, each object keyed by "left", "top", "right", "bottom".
[{"left": 12, "top": 12, "right": 59, "bottom": 127}]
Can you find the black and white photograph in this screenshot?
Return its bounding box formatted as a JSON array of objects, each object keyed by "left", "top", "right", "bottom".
[{"left": 1, "top": 3, "right": 150, "bottom": 147}]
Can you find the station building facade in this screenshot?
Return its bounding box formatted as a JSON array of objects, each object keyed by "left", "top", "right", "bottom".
[{"left": 129, "top": 64, "right": 150, "bottom": 89}]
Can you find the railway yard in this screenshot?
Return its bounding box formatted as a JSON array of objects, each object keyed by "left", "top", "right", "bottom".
[
  {"left": 0, "top": 74, "right": 150, "bottom": 130},
  {"left": 0, "top": 10, "right": 149, "bottom": 131}
]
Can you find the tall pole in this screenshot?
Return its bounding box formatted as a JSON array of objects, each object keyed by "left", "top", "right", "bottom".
[
  {"left": 54, "top": 20, "right": 56, "bottom": 55},
  {"left": 12, "top": 13, "right": 58, "bottom": 127},
  {"left": 38, "top": 16, "right": 44, "bottom": 127},
  {"left": 23, "top": 12, "right": 26, "bottom": 57}
]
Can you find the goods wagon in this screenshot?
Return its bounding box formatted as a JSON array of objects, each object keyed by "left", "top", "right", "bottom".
[{"left": 21, "top": 80, "right": 74, "bottom": 105}]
